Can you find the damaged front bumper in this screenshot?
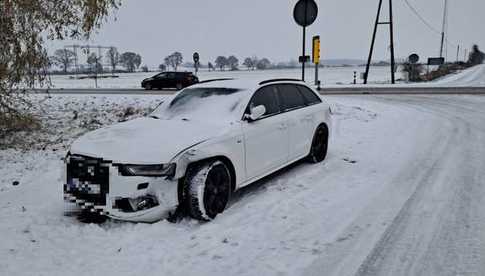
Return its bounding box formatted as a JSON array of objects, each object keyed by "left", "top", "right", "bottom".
[{"left": 64, "top": 154, "right": 178, "bottom": 223}]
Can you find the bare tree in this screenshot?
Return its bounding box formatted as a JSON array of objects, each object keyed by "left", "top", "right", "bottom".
[
  {"left": 106, "top": 47, "right": 119, "bottom": 73},
  {"left": 215, "top": 56, "right": 228, "bottom": 71},
  {"left": 119, "top": 52, "right": 142, "bottom": 72},
  {"left": 164, "top": 52, "right": 183, "bottom": 71},
  {"left": 227, "top": 56, "right": 239, "bottom": 71},
  {"left": 243, "top": 57, "right": 254, "bottom": 70},
  {"left": 1, "top": 0, "right": 120, "bottom": 132},
  {"left": 87, "top": 53, "right": 102, "bottom": 73},
  {"left": 51, "top": 49, "right": 76, "bottom": 73},
  {"left": 256, "top": 58, "right": 271, "bottom": 70}
]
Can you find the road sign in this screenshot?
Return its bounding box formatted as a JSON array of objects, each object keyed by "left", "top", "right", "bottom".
[
  {"left": 312, "top": 36, "right": 320, "bottom": 64},
  {"left": 409, "top": 53, "right": 419, "bottom": 64},
  {"left": 427, "top": 57, "right": 445, "bottom": 66},
  {"left": 299, "top": 56, "right": 310, "bottom": 63},
  {"left": 193, "top": 52, "right": 200, "bottom": 63},
  {"left": 293, "top": 0, "right": 318, "bottom": 27}
]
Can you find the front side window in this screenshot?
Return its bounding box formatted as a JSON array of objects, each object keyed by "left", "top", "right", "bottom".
[
  {"left": 248, "top": 85, "right": 280, "bottom": 117},
  {"left": 277, "top": 84, "right": 306, "bottom": 111}
]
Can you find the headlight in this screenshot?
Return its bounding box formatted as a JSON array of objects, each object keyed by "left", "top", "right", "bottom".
[{"left": 118, "top": 163, "right": 176, "bottom": 177}]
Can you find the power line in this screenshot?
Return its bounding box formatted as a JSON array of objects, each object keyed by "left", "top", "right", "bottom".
[{"left": 402, "top": 0, "right": 457, "bottom": 49}]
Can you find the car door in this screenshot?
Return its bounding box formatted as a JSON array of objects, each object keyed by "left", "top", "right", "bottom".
[
  {"left": 242, "top": 85, "right": 289, "bottom": 180},
  {"left": 276, "top": 84, "right": 311, "bottom": 161},
  {"left": 165, "top": 72, "right": 176, "bottom": 88}
]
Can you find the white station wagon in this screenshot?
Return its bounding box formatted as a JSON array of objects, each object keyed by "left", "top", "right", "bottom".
[{"left": 64, "top": 79, "right": 332, "bottom": 222}]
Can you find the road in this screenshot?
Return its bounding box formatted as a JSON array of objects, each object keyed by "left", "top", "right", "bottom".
[
  {"left": 306, "top": 94, "right": 485, "bottom": 276},
  {"left": 27, "top": 86, "right": 485, "bottom": 95}
]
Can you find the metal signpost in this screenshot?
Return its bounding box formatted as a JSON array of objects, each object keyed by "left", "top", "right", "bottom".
[
  {"left": 293, "top": 0, "right": 318, "bottom": 82},
  {"left": 193, "top": 52, "right": 200, "bottom": 75}
]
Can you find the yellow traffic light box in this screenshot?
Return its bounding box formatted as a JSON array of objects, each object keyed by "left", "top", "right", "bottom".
[{"left": 312, "top": 36, "right": 320, "bottom": 64}]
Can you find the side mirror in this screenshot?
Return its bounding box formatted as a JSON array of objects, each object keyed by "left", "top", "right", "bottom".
[{"left": 246, "top": 105, "right": 266, "bottom": 121}]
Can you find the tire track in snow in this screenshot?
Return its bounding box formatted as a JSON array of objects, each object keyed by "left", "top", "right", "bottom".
[{"left": 355, "top": 96, "right": 485, "bottom": 276}]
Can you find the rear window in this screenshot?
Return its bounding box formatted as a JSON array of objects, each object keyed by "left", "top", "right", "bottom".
[
  {"left": 277, "top": 84, "right": 306, "bottom": 111},
  {"left": 297, "top": 85, "right": 322, "bottom": 105}
]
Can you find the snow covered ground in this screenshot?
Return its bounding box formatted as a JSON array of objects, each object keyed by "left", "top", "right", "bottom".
[
  {"left": 2, "top": 91, "right": 485, "bottom": 275},
  {"left": 47, "top": 66, "right": 395, "bottom": 89}
]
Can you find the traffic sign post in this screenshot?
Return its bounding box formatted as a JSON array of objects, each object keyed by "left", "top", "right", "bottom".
[
  {"left": 193, "top": 52, "right": 200, "bottom": 75},
  {"left": 312, "top": 35, "right": 320, "bottom": 86},
  {"left": 294, "top": 0, "right": 318, "bottom": 82}
]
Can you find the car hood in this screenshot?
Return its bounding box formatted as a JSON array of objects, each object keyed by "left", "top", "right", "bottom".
[{"left": 70, "top": 117, "right": 229, "bottom": 164}]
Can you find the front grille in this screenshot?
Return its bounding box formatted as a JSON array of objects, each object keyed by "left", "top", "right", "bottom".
[{"left": 65, "top": 155, "right": 110, "bottom": 211}]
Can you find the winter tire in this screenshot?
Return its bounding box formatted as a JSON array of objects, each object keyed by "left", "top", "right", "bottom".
[
  {"left": 308, "top": 125, "right": 329, "bottom": 163},
  {"left": 145, "top": 83, "right": 152, "bottom": 90},
  {"left": 183, "top": 160, "right": 232, "bottom": 221},
  {"left": 176, "top": 83, "right": 183, "bottom": 90}
]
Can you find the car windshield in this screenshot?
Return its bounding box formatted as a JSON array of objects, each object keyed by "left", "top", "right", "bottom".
[{"left": 152, "top": 87, "right": 246, "bottom": 122}]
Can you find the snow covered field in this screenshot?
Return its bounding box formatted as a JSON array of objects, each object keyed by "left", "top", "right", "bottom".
[
  {"left": 47, "top": 66, "right": 395, "bottom": 89},
  {"left": 2, "top": 90, "right": 485, "bottom": 275}
]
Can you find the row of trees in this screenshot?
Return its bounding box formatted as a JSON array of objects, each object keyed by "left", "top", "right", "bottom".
[
  {"left": 49, "top": 48, "right": 142, "bottom": 73},
  {"left": 158, "top": 53, "right": 272, "bottom": 72}
]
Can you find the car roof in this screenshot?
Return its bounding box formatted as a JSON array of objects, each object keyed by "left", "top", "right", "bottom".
[{"left": 190, "top": 78, "right": 308, "bottom": 91}]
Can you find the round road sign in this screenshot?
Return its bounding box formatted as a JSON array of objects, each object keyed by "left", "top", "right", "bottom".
[
  {"left": 193, "top": 52, "right": 200, "bottom": 63},
  {"left": 409, "top": 53, "right": 419, "bottom": 64},
  {"left": 293, "top": 0, "right": 318, "bottom": 27}
]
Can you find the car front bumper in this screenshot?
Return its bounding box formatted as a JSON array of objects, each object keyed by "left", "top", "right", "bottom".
[{"left": 64, "top": 154, "right": 178, "bottom": 223}]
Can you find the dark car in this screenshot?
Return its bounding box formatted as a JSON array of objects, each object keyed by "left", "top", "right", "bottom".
[{"left": 141, "top": 72, "right": 199, "bottom": 90}]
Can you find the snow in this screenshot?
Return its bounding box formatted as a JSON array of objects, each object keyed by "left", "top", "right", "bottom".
[
  {"left": 46, "top": 66, "right": 395, "bottom": 89},
  {"left": 431, "top": 64, "right": 485, "bottom": 86},
  {"left": 2, "top": 65, "right": 485, "bottom": 275}
]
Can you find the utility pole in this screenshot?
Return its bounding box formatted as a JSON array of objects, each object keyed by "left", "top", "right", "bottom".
[
  {"left": 439, "top": 0, "right": 448, "bottom": 59},
  {"left": 364, "top": 0, "right": 396, "bottom": 84},
  {"left": 456, "top": 45, "right": 460, "bottom": 62}
]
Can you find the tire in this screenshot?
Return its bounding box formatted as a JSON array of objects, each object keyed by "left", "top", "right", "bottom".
[
  {"left": 183, "top": 160, "right": 232, "bottom": 221},
  {"left": 176, "top": 83, "right": 183, "bottom": 90},
  {"left": 307, "top": 125, "right": 329, "bottom": 163},
  {"left": 145, "top": 83, "right": 152, "bottom": 90}
]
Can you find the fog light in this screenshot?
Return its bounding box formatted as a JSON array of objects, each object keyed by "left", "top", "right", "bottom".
[{"left": 128, "top": 196, "right": 158, "bottom": 211}]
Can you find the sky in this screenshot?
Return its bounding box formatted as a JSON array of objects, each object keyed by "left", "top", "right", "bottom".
[{"left": 47, "top": 0, "right": 485, "bottom": 68}]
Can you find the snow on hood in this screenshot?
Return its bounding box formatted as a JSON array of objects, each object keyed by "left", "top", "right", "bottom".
[{"left": 70, "top": 117, "right": 228, "bottom": 164}]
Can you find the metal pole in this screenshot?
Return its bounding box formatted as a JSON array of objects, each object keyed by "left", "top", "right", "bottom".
[
  {"left": 314, "top": 62, "right": 319, "bottom": 85},
  {"left": 302, "top": 26, "right": 306, "bottom": 81},
  {"left": 439, "top": 0, "right": 448, "bottom": 58},
  {"left": 364, "top": 0, "right": 383, "bottom": 84},
  {"left": 456, "top": 45, "right": 460, "bottom": 62},
  {"left": 389, "top": 0, "right": 396, "bottom": 84}
]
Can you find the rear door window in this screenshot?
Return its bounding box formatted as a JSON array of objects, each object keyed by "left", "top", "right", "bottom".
[
  {"left": 277, "top": 84, "right": 306, "bottom": 111},
  {"left": 296, "top": 85, "right": 322, "bottom": 105},
  {"left": 248, "top": 85, "right": 280, "bottom": 117}
]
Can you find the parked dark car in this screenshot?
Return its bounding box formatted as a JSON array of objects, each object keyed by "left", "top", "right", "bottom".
[{"left": 141, "top": 72, "right": 199, "bottom": 90}]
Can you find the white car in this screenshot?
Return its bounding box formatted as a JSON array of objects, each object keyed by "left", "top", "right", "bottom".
[{"left": 64, "top": 79, "right": 332, "bottom": 222}]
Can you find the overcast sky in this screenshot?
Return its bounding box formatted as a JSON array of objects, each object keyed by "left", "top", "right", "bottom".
[{"left": 47, "top": 0, "right": 485, "bottom": 67}]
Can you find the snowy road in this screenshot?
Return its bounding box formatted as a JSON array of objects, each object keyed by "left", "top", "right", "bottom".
[{"left": 1, "top": 94, "right": 485, "bottom": 276}]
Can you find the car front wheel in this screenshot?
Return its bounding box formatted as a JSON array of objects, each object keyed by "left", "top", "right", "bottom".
[
  {"left": 183, "top": 160, "right": 232, "bottom": 221},
  {"left": 308, "top": 124, "right": 329, "bottom": 163},
  {"left": 144, "top": 83, "right": 152, "bottom": 90}
]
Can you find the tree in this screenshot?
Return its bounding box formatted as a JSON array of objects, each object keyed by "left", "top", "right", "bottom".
[
  {"left": 159, "top": 64, "right": 167, "bottom": 72},
  {"left": 256, "top": 58, "right": 271, "bottom": 70},
  {"left": 51, "top": 49, "right": 76, "bottom": 73},
  {"left": 106, "top": 47, "right": 119, "bottom": 73},
  {"left": 243, "top": 57, "right": 254, "bottom": 70},
  {"left": 227, "top": 55, "right": 239, "bottom": 71},
  {"left": 215, "top": 56, "right": 228, "bottom": 71},
  {"left": 164, "top": 52, "right": 183, "bottom": 71},
  {"left": 119, "top": 52, "right": 142, "bottom": 72},
  {"left": 87, "top": 53, "right": 103, "bottom": 73},
  {"left": 1, "top": 0, "right": 119, "bottom": 131},
  {"left": 468, "top": 45, "right": 485, "bottom": 66}
]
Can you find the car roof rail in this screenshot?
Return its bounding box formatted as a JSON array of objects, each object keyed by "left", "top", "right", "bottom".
[
  {"left": 258, "top": 78, "right": 304, "bottom": 85},
  {"left": 198, "top": 78, "right": 235, "bottom": 84}
]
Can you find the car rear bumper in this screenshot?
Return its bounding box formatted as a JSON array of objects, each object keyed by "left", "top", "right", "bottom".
[{"left": 64, "top": 154, "right": 178, "bottom": 223}]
